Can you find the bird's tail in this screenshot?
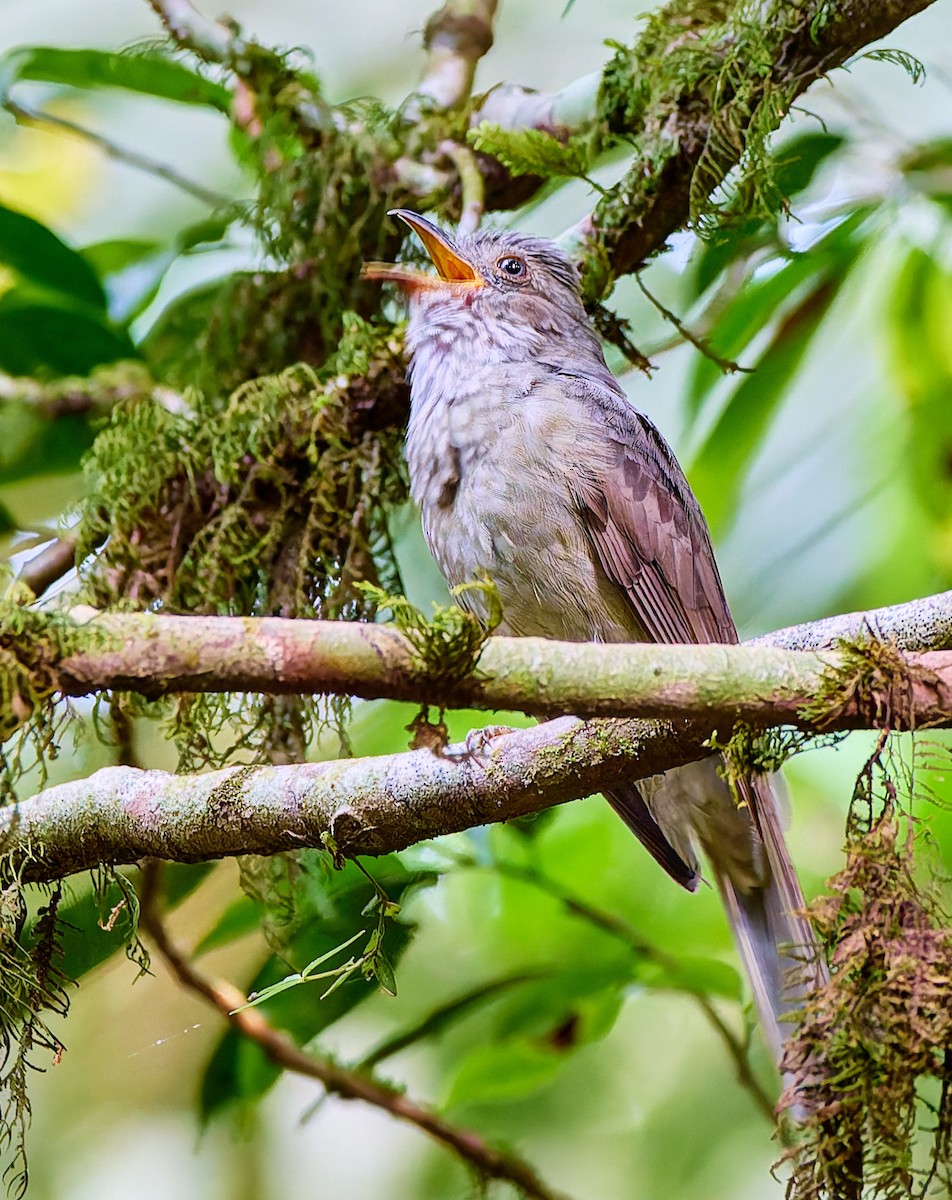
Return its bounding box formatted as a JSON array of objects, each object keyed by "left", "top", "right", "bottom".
[
  {"left": 612, "top": 760, "right": 825, "bottom": 1065},
  {"left": 711, "top": 771, "right": 824, "bottom": 1063}
]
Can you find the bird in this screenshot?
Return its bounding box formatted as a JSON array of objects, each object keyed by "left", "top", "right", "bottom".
[{"left": 363, "top": 209, "right": 821, "bottom": 1066}]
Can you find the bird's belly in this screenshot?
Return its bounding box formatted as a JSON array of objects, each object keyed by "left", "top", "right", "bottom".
[{"left": 423, "top": 460, "right": 638, "bottom": 644}]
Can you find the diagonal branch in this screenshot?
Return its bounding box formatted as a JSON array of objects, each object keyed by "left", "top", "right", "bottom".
[
  {"left": 139, "top": 863, "right": 572, "bottom": 1200},
  {"left": 146, "top": 0, "right": 236, "bottom": 62},
  {"left": 413, "top": 0, "right": 500, "bottom": 113},
  {"left": 564, "top": 0, "right": 938, "bottom": 296}
]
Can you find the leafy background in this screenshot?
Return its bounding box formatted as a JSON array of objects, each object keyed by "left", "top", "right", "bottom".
[{"left": 1, "top": 1, "right": 951, "bottom": 1198}]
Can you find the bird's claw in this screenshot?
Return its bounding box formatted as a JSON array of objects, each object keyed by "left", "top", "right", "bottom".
[{"left": 461, "top": 724, "right": 516, "bottom": 769}]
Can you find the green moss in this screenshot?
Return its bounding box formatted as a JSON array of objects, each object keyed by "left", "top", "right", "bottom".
[
  {"left": 0, "top": 879, "right": 70, "bottom": 1200},
  {"left": 779, "top": 767, "right": 952, "bottom": 1198},
  {"left": 76, "top": 320, "right": 408, "bottom": 767}
]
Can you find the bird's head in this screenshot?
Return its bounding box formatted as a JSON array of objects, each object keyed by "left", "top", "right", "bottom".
[{"left": 363, "top": 210, "right": 594, "bottom": 360}]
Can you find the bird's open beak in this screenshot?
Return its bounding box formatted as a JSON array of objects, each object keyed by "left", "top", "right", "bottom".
[{"left": 361, "top": 209, "right": 484, "bottom": 292}]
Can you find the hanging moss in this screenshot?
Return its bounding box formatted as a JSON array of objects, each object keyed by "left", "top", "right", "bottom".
[{"left": 779, "top": 750, "right": 952, "bottom": 1199}]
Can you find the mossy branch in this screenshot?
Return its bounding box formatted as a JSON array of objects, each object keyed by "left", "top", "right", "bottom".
[
  {"left": 0, "top": 717, "right": 713, "bottom": 886},
  {"left": 3, "top": 590, "right": 952, "bottom": 887},
  {"left": 4, "top": 591, "right": 950, "bottom": 729},
  {"left": 566, "top": 0, "right": 939, "bottom": 298}
]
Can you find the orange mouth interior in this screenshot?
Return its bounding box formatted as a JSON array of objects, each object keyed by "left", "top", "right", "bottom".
[{"left": 362, "top": 211, "right": 483, "bottom": 291}]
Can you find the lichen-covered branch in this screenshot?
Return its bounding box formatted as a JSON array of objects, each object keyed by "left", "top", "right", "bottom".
[
  {"left": 751, "top": 590, "right": 952, "bottom": 653},
  {"left": 139, "top": 864, "right": 572, "bottom": 1200},
  {"left": 1, "top": 717, "right": 710, "bottom": 885},
  {"left": 413, "top": 0, "right": 499, "bottom": 112},
  {"left": 15, "top": 589, "right": 952, "bottom": 724}
]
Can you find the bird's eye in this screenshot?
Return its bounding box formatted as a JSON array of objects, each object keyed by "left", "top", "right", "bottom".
[{"left": 496, "top": 256, "right": 527, "bottom": 279}]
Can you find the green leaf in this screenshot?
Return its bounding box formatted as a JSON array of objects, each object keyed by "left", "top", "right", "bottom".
[
  {"left": 199, "top": 856, "right": 431, "bottom": 1123},
  {"left": 686, "top": 207, "right": 871, "bottom": 426},
  {"left": 634, "top": 954, "right": 743, "bottom": 1002},
  {"left": 83, "top": 216, "right": 234, "bottom": 324},
  {"left": 685, "top": 249, "right": 821, "bottom": 414},
  {"left": 886, "top": 245, "right": 952, "bottom": 520},
  {"left": 162, "top": 862, "right": 218, "bottom": 906},
  {"left": 0, "top": 296, "right": 136, "bottom": 376},
  {"left": 688, "top": 274, "right": 840, "bottom": 535},
  {"left": 82, "top": 239, "right": 174, "bottom": 325},
  {"left": 491, "top": 967, "right": 626, "bottom": 1043},
  {"left": 771, "top": 132, "right": 846, "bottom": 201},
  {"left": 51, "top": 878, "right": 138, "bottom": 980},
  {"left": 192, "top": 893, "right": 263, "bottom": 957},
  {"left": 0, "top": 407, "right": 97, "bottom": 483},
  {"left": 0, "top": 203, "right": 105, "bottom": 309},
  {"left": 444, "top": 1039, "right": 564, "bottom": 1109},
  {"left": 140, "top": 276, "right": 233, "bottom": 382},
  {"left": 0, "top": 46, "right": 230, "bottom": 111},
  {"left": 467, "top": 121, "right": 590, "bottom": 179},
  {"left": 359, "top": 974, "right": 545, "bottom": 1070}
]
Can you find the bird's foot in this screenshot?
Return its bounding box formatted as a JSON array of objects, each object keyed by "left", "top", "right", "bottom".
[{"left": 461, "top": 724, "right": 516, "bottom": 769}]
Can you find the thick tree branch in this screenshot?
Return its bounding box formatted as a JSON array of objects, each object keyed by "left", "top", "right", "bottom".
[
  {"left": 27, "top": 589, "right": 952, "bottom": 723},
  {"left": 1, "top": 717, "right": 709, "bottom": 885},
  {"left": 139, "top": 863, "right": 571, "bottom": 1200},
  {"left": 567, "top": 0, "right": 938, "bottom": 295}
]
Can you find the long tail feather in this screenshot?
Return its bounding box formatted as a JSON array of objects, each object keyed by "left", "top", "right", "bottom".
[{"left": 709, "top": 771, "right": 827, "bottom": 1065}]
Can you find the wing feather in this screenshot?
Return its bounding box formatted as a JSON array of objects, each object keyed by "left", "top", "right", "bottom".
[{"left": 564, "top": 375, "right": 736, "bottom": 648}]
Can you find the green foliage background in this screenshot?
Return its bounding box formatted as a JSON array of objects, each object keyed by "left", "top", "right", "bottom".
[{"left": 0, "top": 2, "right": 951, "bottom": 1199}]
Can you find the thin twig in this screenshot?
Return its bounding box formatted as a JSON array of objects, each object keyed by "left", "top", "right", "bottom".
[
  {"left": 138, "top": 862, "right": 574, "bottom": 1200},
  {"left": 491, "top": 862, "right": 778, "bottom": 1125},
  {"left": 634, "top": 274, "right": 750, "bottom": 376},
  {"left": 5, "top": 99, "right": 229, "bottom": 208}
]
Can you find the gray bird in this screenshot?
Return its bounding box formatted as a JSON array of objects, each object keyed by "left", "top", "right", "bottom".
[{"left": 364, "top": 209, "right": 820, "bottom": 1062}]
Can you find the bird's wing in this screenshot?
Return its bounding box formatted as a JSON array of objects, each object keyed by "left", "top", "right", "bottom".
[{"left": 563, "top": 372, "right": 737, "bottom": 648}]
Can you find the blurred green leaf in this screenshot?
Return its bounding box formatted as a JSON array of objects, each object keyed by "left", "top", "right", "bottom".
[
  {"left": 162, "top": 861, "right": 218, "bottom": 906},
  {"left": 193, "top": 893, "right": 263, "bottom": 957},
  {"left": 0, "top": 46, "right": 230, "bottom": 111},
  {"left": 54, "top": 877, "right": 139, "bottom": 979},
  {"left": 444, "top": 1039, "right": 565, "bottom": 1108},
  {"left": 0, "top": 293, "right": 136, "bottom": 376},
  {"left": 686, "top": 210, "right": 871, "bottom": 533},
  {"left": 359, "top": 974, "right": 545, "bottom": 1070},
  {"left": 84, "top": 216, "right": 234, "bottom": 324},
  {"left": 688, "top": 275, "right": 839, "bottom": 535},
  {"left": 686, "top": 250, "right": 820, "bottom": 414},
  {"left": 886, "top": 245, "right": 952, "bottom": 526},
  {"left": 770, "top": 131, "right": 846, "bottom": 201},
  {"left": 635, "top": 954, "right": 743, "bottom": 1002},
  {"left": 0, "top": 202, "right": 105, "bottom": 309},
  {"left": 140, "top": 276, "right": 233, "bottom": 381},
  {"left": 82, "top": 239, "right": 174, "bottom": 325},
  {"left": 0, "top": 407, "right": 96, "bottom": 483},
  {"left": 491, "top": 968, "right": 626, "bottom": 1043}
]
